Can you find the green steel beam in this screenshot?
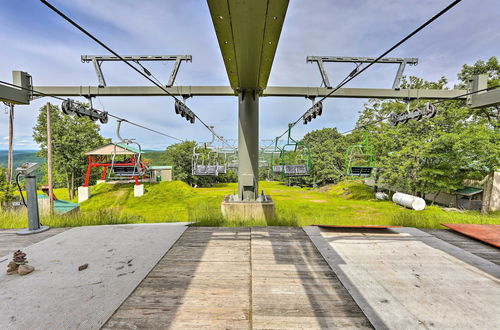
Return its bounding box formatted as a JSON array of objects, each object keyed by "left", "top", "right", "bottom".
[
  {"left": 0, "top": 84, "right": 30, "bottom": 104},
  {"left": 207, "top": 0, "right": 289, "bottom": 91},
  {"left": 32, "top": 85, "right": 468, "bottom": 99},
  {"left": 470, "top": 88, "right": 500, "bottom": 108},
  {"left": 0, "top": 71, "right": 32, "bottom": 104},
  {"left": 469, "top": 75, "right": 500, "bottom": 108}
]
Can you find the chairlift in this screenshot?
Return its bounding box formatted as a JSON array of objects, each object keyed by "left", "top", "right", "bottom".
[
  {"left": 345, "top": 128, "right": 374, "bottom": 178},
  {"left": 109, "top": 120, "right": 148, "bottom": 184},
  {"left": 271, "top": 124, "right": 312, "bottom": 177}
]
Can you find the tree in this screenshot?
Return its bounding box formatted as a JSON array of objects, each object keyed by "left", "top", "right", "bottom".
[
  {"left": 355, "top": 69, "right": 500, "bottom": 202},
  {"left": 32, "top": 103, "right": 106, "bottom": 199},
  {"left": 456, "top": 56, "right": 500, "bottom": 131},
  {"left": 277, "top": 128, "right": 346, "bottom": 187},
  {"left": 0, "top": 168, "right": 15, "bottom": 209},
  {"left": 160, "top": 141, "right": 237, "bottom": 187}
]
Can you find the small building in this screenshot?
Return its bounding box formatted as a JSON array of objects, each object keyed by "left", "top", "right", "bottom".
[{"left": 149, "top": 166, "right": 173, "bottom": 182}]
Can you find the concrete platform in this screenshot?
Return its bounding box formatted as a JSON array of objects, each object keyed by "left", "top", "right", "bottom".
[
  {"left": 0, "top": 223, "right": 188, "bottom": 330},
  {"left": 0, "top": 227, "right": 67, "bottom": 260},
  {"left": 306, "top": 226, "right": 500, "bottom": 330}
]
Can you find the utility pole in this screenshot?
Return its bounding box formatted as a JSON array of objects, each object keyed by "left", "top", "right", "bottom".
[
  {"left": 6, "top": 103, "right": 14, "bottom": 183},
  {"left": 46, "top": 103, "right": 54, "bottom": 216}
]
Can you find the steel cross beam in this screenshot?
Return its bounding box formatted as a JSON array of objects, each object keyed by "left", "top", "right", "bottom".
[
  {"left": 32, "top": 85, "right": 468, "bottom": 100},
  {"left": 0, "top": 71, "right": 32, "bottom": 104},
  {"left": 81, "top": 55, "right": 192, "bottom": 87},
  {"left": 307, "top": 56, "right": 418, "bottom": 90}
]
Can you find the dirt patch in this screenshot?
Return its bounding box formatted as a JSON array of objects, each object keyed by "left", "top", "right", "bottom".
[{"left": 310, "top": 199, "right": 327, "bottom": 203}]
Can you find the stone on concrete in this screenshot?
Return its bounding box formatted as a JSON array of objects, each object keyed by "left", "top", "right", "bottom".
[
  {"left": 17, "top": 264, "right": 34, "bottom": 275},
  {"left": 77, "top": 186, "right": 91, "bottom": 203},
  {"left": 134, "top": 184, "right": 144, "bottom": 197},
  {"left": 221, "top": 195, "right": 275, "bottom": 221}
]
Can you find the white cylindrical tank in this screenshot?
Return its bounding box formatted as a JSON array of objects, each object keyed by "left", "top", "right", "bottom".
[
  {"left": 375, "top": 192, "right": 389, "bottom": 200},
  {"left": 392, "top": 192, "right": 426, "bottom": 211}
]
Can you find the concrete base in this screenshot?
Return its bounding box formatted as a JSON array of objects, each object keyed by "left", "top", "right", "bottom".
[
  {"left": 16, "top": 226, "right": 50, "bottom": 236},
  {"left": 134, "top": 184, "right": 144, "bottom": 197},
  {"left": 221, "top": 195, "right": 275, "bottom": 221},
  {"left": 96, "top": 180, "right": 106, "bottom": 185},
  {"left": 77, "top": 186, "right": 91, "bottom": 203}
]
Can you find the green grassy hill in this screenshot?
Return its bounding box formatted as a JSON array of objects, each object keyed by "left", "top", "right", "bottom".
[{"left": 3, "top": 180, "right": 497, "bottom": 229}]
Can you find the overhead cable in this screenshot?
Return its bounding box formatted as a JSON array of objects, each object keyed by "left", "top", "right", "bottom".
[
  {"left": 39, "top": 0, "right": 228, "bottom": 146},
  {"left": 275, "top": 0, "right": 464, "bottom": 139},
  {"left": 0, "top": 80, "right": 184, "bottom": 142}
]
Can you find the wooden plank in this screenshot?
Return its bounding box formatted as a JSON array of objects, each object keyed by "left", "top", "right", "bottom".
[
  {"left": 251, "top": 227, "right": 372, "bottom": 329},
  {"left": 103, "top": 227, "right": 251, "bottom": 329},
  {"left": 423, "top": 229, "right": 500, "bottom": 266},
  {"left": 442, "top": 223, "right": 500, "bottom": 247}
]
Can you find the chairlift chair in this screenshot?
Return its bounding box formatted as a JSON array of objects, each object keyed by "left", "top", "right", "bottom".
[
  {"left": 345, "top": 128, "right": 374, "bottom": 178},
  {"left": 109, "top": 120, "right": 148, "bottom": 184},
  {"left": 192, "top": 145, "right": 220, "bottom": 176},
  {"left": 272, "top": 125, "right": 312, "bottom": 177}
]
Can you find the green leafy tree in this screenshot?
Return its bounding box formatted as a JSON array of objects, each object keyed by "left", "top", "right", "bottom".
[
  {"left": 0, "top": 168, "right": 15, "bottom": 208},
  {"left": 355, "top": 67, "right": 500, "bottom": 201},
  {"left": 160, "top": 141, "right": 236, "bottom": 187},
  {"left": 457, "top": 56, "right": 500, "bottom": 130},
  {"left": 277, "top": 128, "right": 346, "bottom": 187},
  {"left": 33, "top": 103, "right": 107, "bottom": 199}
]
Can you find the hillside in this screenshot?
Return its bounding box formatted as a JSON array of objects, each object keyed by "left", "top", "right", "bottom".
[
  {"left": 0, "top": 150, "right": 45, "bottom": 169},
  {"left": 2, "top": 181, "right": 497, "bottom": 229}
]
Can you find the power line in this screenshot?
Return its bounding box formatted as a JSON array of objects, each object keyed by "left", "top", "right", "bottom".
[
  {"left": 274, "top": 0, "right": 463, "bottom": 140},
  {"left": 39, "top": 0, "right": 228, "bottom": 146},
  {"left": 0, "top": 80, "right": 184, "bottom": 142}
]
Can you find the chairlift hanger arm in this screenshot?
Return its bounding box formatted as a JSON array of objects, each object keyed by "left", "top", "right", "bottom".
[
  {"left": 306, "top": 56, "right": 418, "bottom": 90},
  {"left": 81, "top": 55, "right": 192, "bottom": 87}
]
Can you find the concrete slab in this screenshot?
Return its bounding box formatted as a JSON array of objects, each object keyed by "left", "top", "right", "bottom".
[
  {"left": 305, "top": 226, "right": 500, "bottom": 330},
  {"left": 0, "top": 223, "right": 189, "bottom": 330},
  {"left": 0, "top": 228, "right": 68, "bottom": 264}
]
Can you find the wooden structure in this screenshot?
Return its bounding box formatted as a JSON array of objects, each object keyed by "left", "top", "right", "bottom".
[{"left": 84, "top": 143, "right": 147, "bottom": 186}]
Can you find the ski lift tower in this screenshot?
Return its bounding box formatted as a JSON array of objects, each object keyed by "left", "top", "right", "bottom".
[{"left": 208, "top": 0, "right": 288, "bottom": 219}]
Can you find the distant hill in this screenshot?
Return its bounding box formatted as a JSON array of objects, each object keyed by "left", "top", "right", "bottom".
[
  {"left": 143, "top": 150, "right": 165, "bottom": 165},
  {"left": 0, "top": 150, "right": 45, "bottom": 169}
]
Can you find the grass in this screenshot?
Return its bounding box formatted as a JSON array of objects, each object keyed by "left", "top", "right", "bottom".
[{"left": 1, "top": 180, "right": 499, "bottom": 229}]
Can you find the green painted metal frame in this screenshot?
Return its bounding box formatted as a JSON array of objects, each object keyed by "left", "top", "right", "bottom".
[
  {"left": 271, "top": 124, "right": 312, "bottom": 177},
  {"left": 345, "top": 128, "right": 374, "bottom": 178}
]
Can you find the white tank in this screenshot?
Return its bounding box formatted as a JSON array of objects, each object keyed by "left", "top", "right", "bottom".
[{"left": 392, "top": 192, "right": 426, "bottom": 211}]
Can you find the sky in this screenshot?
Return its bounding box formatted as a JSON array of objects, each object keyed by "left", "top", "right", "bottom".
[{"left": 0, "top": 0, "right": 498, "bottom": 150}]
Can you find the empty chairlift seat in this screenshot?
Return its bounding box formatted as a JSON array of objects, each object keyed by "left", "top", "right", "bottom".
[
  {"left": 193, "top": 165, "right": 218, "bottom": 176},
  {"left": 216, "top": 165, "right": 227, "bottom": 174},
  {"left": 284, "top": 165, "right": 308, "bottom": 176},
  {"left": 273, "top": 165, "right": 284, "bottom": 173},
  {"left": 349, "top": 166, "right": 373, "bottom": 177},
  {"left": 112, "top": 164, "right": 142, "bottom": 177}
]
